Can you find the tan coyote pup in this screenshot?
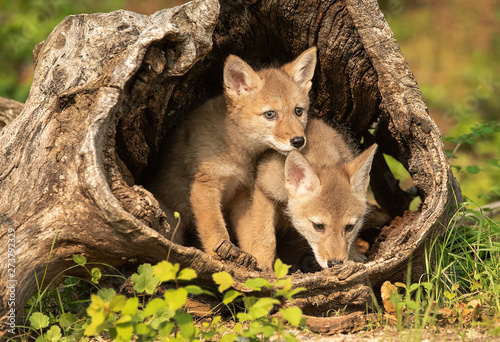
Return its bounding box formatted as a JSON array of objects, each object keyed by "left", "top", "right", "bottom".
[
  {"left": 151, "top": 48, "right": 317, "bottom": 260},
  {"left": 235, "top": 118, "right": 377, "bottom": 270}
]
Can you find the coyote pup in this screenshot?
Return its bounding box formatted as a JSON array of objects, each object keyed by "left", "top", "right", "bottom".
[
  {"left": 151, "top": 48, "right": 317, "bottom": 259},
  {"left": 235, "top": 118, "right": 377, "bottom": 270}
]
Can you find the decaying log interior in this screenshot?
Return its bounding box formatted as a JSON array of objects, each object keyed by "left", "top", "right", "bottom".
[{"left": 0, "top": 0, "right": 462, "bottom": 329}]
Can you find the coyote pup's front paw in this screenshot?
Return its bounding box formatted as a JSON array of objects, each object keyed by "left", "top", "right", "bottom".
[{"left": 213, "top": 239, "right": 260, "bottom": 270}]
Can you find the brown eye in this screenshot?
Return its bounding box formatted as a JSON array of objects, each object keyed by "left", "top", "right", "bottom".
[
  {"left": 313, "top": 222, "right": 325, "bottom": 232},
  {"left": 345, "top": 224, "right": 355, "bottom": 232},
  {"left": 264, "top": 110, "right": 276, "bottom": 120},
  {"left": 295, "top": 107, "right": 303, "bottom": 116}
]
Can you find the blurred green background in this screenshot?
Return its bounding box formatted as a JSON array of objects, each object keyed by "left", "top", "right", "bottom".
[{"left": 1, "top": 0, "right": 498, "bottom": 206}]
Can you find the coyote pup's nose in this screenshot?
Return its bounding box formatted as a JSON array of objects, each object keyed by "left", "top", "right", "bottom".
[
  {"left": 327, "top": 259, "right": 344, "bottom": 268},
  {"left": 290, "top": 136, "right": 305, "bottom": 148}
]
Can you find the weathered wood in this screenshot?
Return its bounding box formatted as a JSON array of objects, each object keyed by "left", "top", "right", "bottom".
[
  {"left": 0, "top": 0, "right": 461, "bottom": 330},
  {"left": 0, "top": 97, "right": 23, "bottom": 130}
]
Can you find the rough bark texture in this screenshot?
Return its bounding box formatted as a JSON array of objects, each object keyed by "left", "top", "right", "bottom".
[
  {"left": 0, "top": 98, "right": 23, "bottom": 130},
  {"left": 0, "top": 0, "right": 461, "bottom": 333}
]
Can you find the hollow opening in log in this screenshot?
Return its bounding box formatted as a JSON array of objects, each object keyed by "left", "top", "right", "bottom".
[{"left": 110, "top": 1, "right": 428, "bottom": 273}]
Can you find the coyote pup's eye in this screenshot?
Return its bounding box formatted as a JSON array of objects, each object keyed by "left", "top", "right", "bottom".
[
  {"left": 312, "top": 222, "right": 325, "bottom": 232},
  {"left": 264, "top": 110, "right": 277, "bottom": 120},
  {"left": 345, "top": 224, "right": 355, "bottom": 232},
  {"left": 294, "top": 107, "right": 303, "bottom": 116}
]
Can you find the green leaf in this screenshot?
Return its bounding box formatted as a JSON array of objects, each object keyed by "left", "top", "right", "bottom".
[
  {"left": 30, "top": 312, "right": 50, "bottom": 330},
  {"left": 280, "top": 306, "right": 303, "bottom": 327},
  {"left": 223, "top": 289, "right": 242, "bottom": 305},
  {"left": 58, "top": 312, "right": 77, "bottom": 328},
  {"left": 165, "top": 288, "right": 188, "bottom": 311},
  {"left": 220, "top": 333, "right": 238, "bottom": 342},
  {"left": 213, "top": 272, "right": 234, "bottom": 293},
  {"left": 184, "top": 285, "right": 211, "bottom": 296},
  {"left": 274, "top": 259, "right": 290, "bottom": 279},
  {"left": 247, "top": 297, "right": 280, "bottom": 319},
  {"left": 72, "top": 254, "right": 87, "bottom": 266},
  {"left": 143, "top": 298, "right": 166, "bottom": 317},
  {"left": 177, "top": 268, "right": 197, "bottom": 281},
  {"left": 135, "top": 322, "right": 153, "bottom": 335},
  {"left": 109, "top": 295, "right": 127, "bottom": 312},
  {"left": 154, "top": 261, "right": 180, "bottom": 283},
  {"left": 97, "top": 288, "right": 117, "bottom": 302},
  {"left": 91, "top": 267, "right": 102, "bottom": 284},
  {"left": 444, "top": 290, "right": 456, "bottom": 300},
  {"left": 451, "top": 283, "right": 460, "bottom": 291},
  {"left": 131, "top": 263, "right": 160, "bottom": 294},
  {"left": 121, "top": 297, "right": 139, "bottom": 316},
  {"left": 115, "top": 324, "right": 134, "bottom": 342},
  {"left": 488, "top": 159, "right": 500, "bottom": 168},
  {"left": 174, "top": 311, "right": 195, "bottom": 339},
  {"left": 466, "top": 165, "right": 480, "bottom": 174},
  {"left": 45, "top": 325, "right": 62, "bottom": 341},
  {"left": 244, "top": 277, "right": 271, "bottom": 291}
]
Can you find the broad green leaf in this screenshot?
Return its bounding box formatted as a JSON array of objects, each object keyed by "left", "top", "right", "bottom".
[
  {"left": 72, "top": 254, "right": 87, "bottom": 266},
  {"left": 121, "top": 297, "right": 139, "bottom": 316},
  {"left": 274, "top": 259, "right": 290, "bottom": 279},
  {"left": 284, "top": 334, "right": 299, "bottom": 342},
  {"left": 244, "top": 277, "right": 271, "bottom": 291},
  {"left": 131, "top": 263, "right": 160, "bottom": 294},
  {"left": 177, "top": 268, "right": 197, "bottom": 281},
  {"left": 223, "top": 289, "right": 242, "bottom": 305},
  {"left": 154, "top": 261, "right": 180, "bottom": 282},
  {"left": 408, "top": 283, "right": 421, "bottom": 293},
  {"left": 109, "top": 295, "right": 127, "bottom": 312},
  {"left": 165, "top": 288, "right": 188, "bottom": 311},
  {"left": 143, "top": 298, "right": 166, "bottom": 317},
  {"left": 97, "top": 288, "right": 117, "bottom": 302},
  {"left": 135, "top": 322, "right": 153, "bottom": 335},
  {"left": 29, "top": 312, "right": 50, "bottom": 330},
  {"left": 444, "top": 290, "right": 456, "bottom": 300},
  {"left": 184, "top": 285, "right": 211, "bottom": 296},
  {"left": 174, "top": 311, "right": 195, "bottom": 339},
  {"left": 247, "top": 297, "right": 279, "bottom": 319},
  {"left": 466, "top": 165, "right": 480, "bottom": 174},
  {"left": 220, "top": 333, "right": 238, "bottom": 342},
  {"left": 280, "top": 306, "right": 303, "bottom": 327},
  {"left": 45, "top": 325, "right": 62, "bottom": 341},
  {"left": 488, "top": 159, "right": 500, "bottom": 168},
  {"left": 58, "top": 312, "right": 77, "bottom": 328},
  {"left": 115, "top": 324, "right": 134, "bottom": 342},
  {"left": 213, "top": 272, "right": 234, "bottom": 292},
  {"left": 287, "top": 286, "right": 307, "bottom": 299}
]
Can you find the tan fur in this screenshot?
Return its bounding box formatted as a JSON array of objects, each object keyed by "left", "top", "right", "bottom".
[
  {"left": 151, "top": 48, "right": 317, "bottom": 256},
  {"left": 235, "top": 118, "right": 377, "bottom": 270}
]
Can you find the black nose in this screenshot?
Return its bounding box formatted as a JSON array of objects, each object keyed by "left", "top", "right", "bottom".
[
  {"left": 290, "top": 136, "right": 305, "bottom": 148},
  {"left": 327, "top": 259, "right": 343, "bottom": 268}
]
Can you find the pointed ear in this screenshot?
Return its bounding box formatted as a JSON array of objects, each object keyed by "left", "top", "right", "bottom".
[
  {"left": 285, "top": 151, "right": 321, "bottom": 198},
  {"left": 282, "top": 47, "right": 317, "bottom": 91},
  {"left": 223, "top": 55, "right": 262, "bottom": 98},
  {"left": 346, "top": 144, "right": 377, "bottom": 195}
]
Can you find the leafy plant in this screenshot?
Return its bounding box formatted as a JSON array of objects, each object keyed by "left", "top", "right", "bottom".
[{"left": 23, "top": 257, "right": 305, "bottom": 342}]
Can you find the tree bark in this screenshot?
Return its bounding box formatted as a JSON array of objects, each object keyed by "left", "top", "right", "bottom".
[{"left": 0, "top": 0, "right": 461, "bottom": 330}]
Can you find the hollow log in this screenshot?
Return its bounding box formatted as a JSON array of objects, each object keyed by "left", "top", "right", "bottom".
[{"left": 0, "top": 0, "right": 461, "bottom": 330}]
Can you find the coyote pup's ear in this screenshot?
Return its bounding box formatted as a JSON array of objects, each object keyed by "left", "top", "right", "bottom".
[
  {"left": 282, "top": 47, "right": 317, "bottom": 92},
  {"left": 285, "top": 150, "right": 321, "bottom": 198},
  {"left": 346, "top": 144, "right": 378, "bottom": 196},
  {"left": 224, "top": 55, "right": 263, "bottom": 98}
]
